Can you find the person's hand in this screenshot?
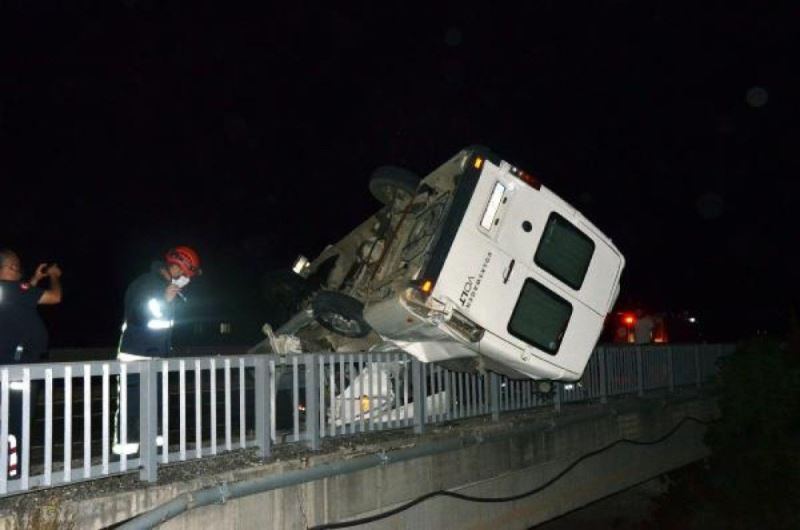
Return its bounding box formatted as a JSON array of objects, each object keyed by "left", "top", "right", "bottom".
[
  {"left": 165, "top": 283, "right": 181, "bottom": 302},
  {"left": 46, "top": 264, "right": 62, "bottom": 279},
  {"left": 31, "top": 263, "right": 49, "bottom": 285}
]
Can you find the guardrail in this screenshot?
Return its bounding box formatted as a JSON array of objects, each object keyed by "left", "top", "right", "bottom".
[{"left": 0, "top": 343, "right": 732, "bottom": 497}]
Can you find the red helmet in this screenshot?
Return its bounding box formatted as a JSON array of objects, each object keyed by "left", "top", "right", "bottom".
[{"left": 165, "top": 246, "right": 202, "bottom": 277}]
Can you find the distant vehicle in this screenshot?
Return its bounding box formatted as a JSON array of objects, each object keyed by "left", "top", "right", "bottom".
[{"left": 262, "top": 146, "right": 625, "bottom": 386}]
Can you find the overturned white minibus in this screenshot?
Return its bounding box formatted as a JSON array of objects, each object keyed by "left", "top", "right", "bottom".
[{"left": 282, "top": 146, "right": 625, "bottom": 384}]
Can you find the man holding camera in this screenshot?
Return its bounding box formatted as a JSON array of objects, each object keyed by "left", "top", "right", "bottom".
[
  {"left": 0, "top": 248, "right": 63, "bottom": 477},
  {"left": 0, "top": 249, "right": 63, "bottom": 364}
]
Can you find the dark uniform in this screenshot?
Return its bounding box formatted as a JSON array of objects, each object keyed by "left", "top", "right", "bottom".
[
  {"left": 0, "top": 279, "right": 47, "bottom": 476},
  {"left": 114, "top": 262, "right": 178, "bottom": 454},
  {"left": 118, "top": 262, "right": 176, "bottom": 357},
  {"left": 0, "top": 280, "right": 48, "bottom": 363}
]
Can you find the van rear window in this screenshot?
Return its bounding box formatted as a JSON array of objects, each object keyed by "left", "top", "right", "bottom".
[
  {"left": 507, "top": 278, "right": 572, "bottom": 355},
  {"left": 534, "top": 213, "right": 595, "bottom": 290}
]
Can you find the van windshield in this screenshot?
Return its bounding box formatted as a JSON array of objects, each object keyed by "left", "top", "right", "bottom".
[
  {"left": 507, "top": 278, "right": 572, "bottom": 355},
  {"left": 534, "top": 212, "right": 595, "bottom": 290}
]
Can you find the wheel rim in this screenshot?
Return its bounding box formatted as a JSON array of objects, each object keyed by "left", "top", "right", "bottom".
[
  {"left": 319, "top": 311, "right": 363, "bottom": 336},
  {"left": 377, "top": 184, "right": 412, "bottom": 206}
]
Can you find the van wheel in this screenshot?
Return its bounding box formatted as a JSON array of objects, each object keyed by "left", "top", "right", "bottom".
[
  {"left": 312, "top": 292, "right": 372, "bottom": 338},
  {"left": 535, "top": 380, "right": 553, "bottom": 394},
  {"left": 369, "top": 166, "right": 420, "bottom": 206}
]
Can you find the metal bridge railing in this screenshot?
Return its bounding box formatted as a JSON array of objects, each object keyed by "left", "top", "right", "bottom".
[{"left": 0, "top": 343, "right": 732, "bottom": 497}]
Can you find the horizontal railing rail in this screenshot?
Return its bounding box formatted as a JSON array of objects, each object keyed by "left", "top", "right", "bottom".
[{"left": 0, "top": 343, "right": 733, "bottom": 497}]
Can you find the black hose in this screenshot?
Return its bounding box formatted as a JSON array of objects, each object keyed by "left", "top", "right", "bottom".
[{"left": 308, "top": 415, "right": 718, "bottom": 529}]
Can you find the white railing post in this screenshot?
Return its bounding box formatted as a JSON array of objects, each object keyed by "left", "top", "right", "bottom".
[
  {"left": 319, "top": 356, "right": 326, "bottom": 437},
  {"left": 239, "top": 358, "right": 246, "bottom": 450},
  {"left": 195, "top": 360, "right": 203, "bottom": 459},
  {"left": 63, "top": 366, "right": 72, "bottom": 483},
  {"left": 412, "top": 359, "right": 426, "bottom": 434},
  {"left": 304, "top": 355, "right": 320, "bottom": 451},
  {"left": 83, "top": 364, "right": 92, "bottom": 480},
  {"left": 489, "top": 373, "right": 501, "bottom": 421},
  {"left": 210, "top": 358, "right": 217, "bottom": 455},
  {"left": 139, "top": 360, "right": 158, "bottom": 483},
  {"left": 22, "top": 368, "right": 32, "bottom": 489},
  {"left": 102, "top": 363, "right": 110, "bottom": 475},
  {"left": 254, "top": 356, "right": 271, "bottom": 458},
  {"left": 45, "top": 367, "right": 53, "bottom": 482},
  {"left": 161, "top": 360, "right": 170, "bottom": 464}
]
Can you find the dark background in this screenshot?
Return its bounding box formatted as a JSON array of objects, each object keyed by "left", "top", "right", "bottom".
[{"left": 1, "top": 2, "right": 797, "bottom": 348}]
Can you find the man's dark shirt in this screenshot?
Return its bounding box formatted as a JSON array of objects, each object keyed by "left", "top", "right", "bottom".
[
  {"left": 118, "top": 262, "right": 176, "bottom": 357},
  {"left": 0, "top": 280, "right": 47, "bottom": 364}
]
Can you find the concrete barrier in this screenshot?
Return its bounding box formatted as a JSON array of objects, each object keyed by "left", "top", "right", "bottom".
[{"left": 0, "top": 392, "right": 717, "bottom": 529}]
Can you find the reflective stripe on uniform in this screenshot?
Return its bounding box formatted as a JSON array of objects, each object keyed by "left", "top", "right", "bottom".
[{"left": 117, "top": 352, "right": 153, "bottom": 363}]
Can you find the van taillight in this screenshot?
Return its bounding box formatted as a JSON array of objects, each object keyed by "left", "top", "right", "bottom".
[
  {"left": 516, "top": 170, "right": 541, "bottom": 190},
  {"left": 508, "top": 165, "right": 541, "bottom": 190}
]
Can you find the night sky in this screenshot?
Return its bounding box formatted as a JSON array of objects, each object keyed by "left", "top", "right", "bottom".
[{"left": 1, "top": 3, "right": 797, "bottom": 348}]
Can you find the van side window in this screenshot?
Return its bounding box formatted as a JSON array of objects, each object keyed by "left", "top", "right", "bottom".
[
  {"left": 534, "top": 212, "right": 595, "bottom": 290},
  {"left": 507, "top": 278, "right": 573, "bottom": 355}
]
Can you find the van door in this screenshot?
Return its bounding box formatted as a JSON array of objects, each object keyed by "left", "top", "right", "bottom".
[
  {"left": 431, "top": 161, "right": 522, "bottom": 331},
  {"left": 437, "top": 163, "right": 567, "bottom": 353},
  {"left": 467, "top": 169, "right": 600, "bottom": 375}
]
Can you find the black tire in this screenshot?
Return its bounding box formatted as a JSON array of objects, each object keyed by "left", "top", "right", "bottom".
[
  {"left": 311, "top": 291, "right": 372, "bottom": 338},
  {"left": 369, "top": 166, "right": 420, "bottom": 206}
]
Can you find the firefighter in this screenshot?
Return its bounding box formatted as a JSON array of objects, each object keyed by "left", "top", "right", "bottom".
[{"left": 113, "top": 246, "right": 201, "bottom": 455}]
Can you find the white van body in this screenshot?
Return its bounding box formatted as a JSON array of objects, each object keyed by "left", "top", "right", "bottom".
[{"left": 287, "top": 147, "right": 625, "bottom": 382}]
